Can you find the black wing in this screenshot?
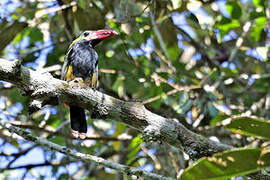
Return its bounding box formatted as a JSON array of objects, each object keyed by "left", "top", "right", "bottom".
[
  {"left": 61, "top": 47, "right": 72, "bottom": 80},
  {"left": 68, "top": 40, "right": 98, "bottom": 87}
]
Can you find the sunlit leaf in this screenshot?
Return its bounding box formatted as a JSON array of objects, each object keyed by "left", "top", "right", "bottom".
[
  {"left": 226, "top": 2, "right": 242, "bottom": 19},
  {"left": 251, "top": 17, "right": 267, "bottom": 43},
  {"left": 216, "top": 17, "right": 240, "bottom": 37},
  {"left": 50, "top": 136, "right": 66, "bottom": 146},
  {"left": 222, "top": 116, "right": 270, "bottom": 140},
  {"left": 127, "top": 134, "right": 143, "bottom": 165},
  {"left": 211, "top": 114, "right": 230, "bottom": 125},
  {"left": 180, "top": 148, "right": 270, "bottom": 180},
  {"left": 252, "top": 0, "right": 265, "bottom": 8},
  {"left": 167, "top": 44, "right": 180, "bottom": 61}
]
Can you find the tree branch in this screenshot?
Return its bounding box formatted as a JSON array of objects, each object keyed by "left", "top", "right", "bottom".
[
  {"left": 0, "top": 119, "right": 173, "bottom": 180},
  {"left": 0, "top": 58, "right": 232, "bottom": 160},
  {"left": 9, "top": 120, "right": 131, "bottom": 141},
  {"left": 1, "top": 161, "right": 70, "bottom": 171}
]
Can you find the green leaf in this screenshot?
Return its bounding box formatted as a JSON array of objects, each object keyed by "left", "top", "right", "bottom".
[
  {"left": 208, "top": 103, "right": 219, "bottom": 117},
  {"left": 221, "top": 68, "right": 238, "bottom": 77},
  {"left": 129, "top": 134, "right": 143, "bottom": 150},
  {"left": 9, "top": 88, "right": 28, "bottom": 105},
  {"left": 29, "top": 27, "right": 43, "bottom": 45},
  {"left": 50, "top": 136, "right": 66, "bottom": 146},
  {"left": 182, "top": 99, "right": 193, "bottom": 113},
  {"left": 179, "top": 91, "right": 189, "bottom": 106},
  {"left": 216, "top": 17, "right": 240, "bottom": 38},
  {"left": 222, "top": 116, "right": 270, "bottom": 140},
  {"left": 112, "top": 74, "right": 125, "bottom": 98},
  {"left": 252, "top": 0, "right": 265, "bottom": 8},
  {"left": 59, "top": 173, "right": 69, "bottom": 179},
  {"left": 13, "top": 28, "right": 31, "bottom": 44},
  {"left": 8, "top": 88, "right": 28, "bottom": 114},
  {"left": 249, "top": 11, "right": 265, "bottom": 20},
  {"left": 252, "top": 77, "right": 270, "bottom": 92},
  {"left": 127, "top": 134, "right": 143, "bottom": 165},
  {"left": 209, "top": 70, "right": 219, "bottom": 81},
  {"left": 251, "top": 17, "right": 267, "bottom": 43},
  {"left": 78, "top": 0, "right": 88, "bottom": 9},
  {"left": 167, "top": 44, "right": 180, "bottom": 61},
  {"left": 211, "top": 114, "right": 230, "bottom": 126},
  {"left": 49, "top": 118, "right": 61, "bottom": 129},
  {"left": 174, "top": 99, "right": 193, "bottom": 114},
  {"left": 226, "top": 2, "right": 242, "bottom": 19},
  {"left": 148, "top": 86, "right": 163, "bottom": 109},
  {"left": 180, "top": 148, "right": 270, "bottom": 180}
]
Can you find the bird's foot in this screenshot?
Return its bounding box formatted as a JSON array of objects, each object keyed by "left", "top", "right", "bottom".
[
  {"left": 71, "top": 130, "right": 87, "bottom": 140},
  {"left": 79, "top": 133, "right": 86, "bottom": 139},
  {"left": 69, "top": 78, "right": 85, "bottom": 88},
  {"left": 72, "top": 130, "right": 79, "bottom": 138}
]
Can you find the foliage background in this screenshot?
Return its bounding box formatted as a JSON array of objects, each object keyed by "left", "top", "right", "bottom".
[{"left": 0, "top": 0, "right": 269, "bottom": 179}]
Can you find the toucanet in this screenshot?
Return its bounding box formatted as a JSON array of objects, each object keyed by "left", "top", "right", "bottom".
[{"left": 61, "top": 30, "right": 117, "bottom": 139}]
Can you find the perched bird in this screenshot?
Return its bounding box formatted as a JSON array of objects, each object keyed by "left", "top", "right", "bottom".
[{"left": 61, "top": 30, "right": 117, "bottom": 139}]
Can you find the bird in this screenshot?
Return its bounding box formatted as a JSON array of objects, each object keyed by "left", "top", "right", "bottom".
[{"left": 61, "top": 30, "right": 118, "bottom": 139}]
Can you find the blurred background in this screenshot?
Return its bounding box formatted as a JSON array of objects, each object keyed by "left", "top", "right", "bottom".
[{"left": 0, "top": 0, "right": 269, "bottom": 179}]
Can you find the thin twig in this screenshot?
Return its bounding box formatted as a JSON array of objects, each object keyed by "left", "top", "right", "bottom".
[
  {"left": 100, "top": 68, "right": 116, "bottom": 74},
  {"left": 1, "top": 161, "right": 71, "bottom": 171},
  {"left": 168, "top": 152, "right": 180, "bottom": 175},
  {"left": 9, "top": 121, "right": 132, "bottom": 141},
  {"left": 142, "top": 73, "right": 207, "bottom": 104},
  {"left": 141, "top": 143, "right": 161, "bottom": 170},
  {"left": 154, "top": 48, "right": 175, "bottom": 73},
  {"left": 5, "top": 145, "right": 37, "bottom": 170}
]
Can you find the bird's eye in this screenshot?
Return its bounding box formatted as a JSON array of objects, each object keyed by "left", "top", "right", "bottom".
[{"left": 83, "top": 32, "right": 89, "bottom": 37}]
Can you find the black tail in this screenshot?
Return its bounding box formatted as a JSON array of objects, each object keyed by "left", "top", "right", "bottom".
[{"left": 70, "top": 105, "right": 87, "bottom": 133}]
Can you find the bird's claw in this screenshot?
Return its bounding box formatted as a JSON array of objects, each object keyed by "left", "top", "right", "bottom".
[
  {"left": 79, "top": 133, "right": 86, "bottom": 139},
  {"left": 70, "top": 78, "right": 86, "bottom": 88},
  {"left": 72, "top": 130, "right": 79, "bottom": 138},
  {"left": 71, "top": 130, "right": 86, "bottom": 140}
]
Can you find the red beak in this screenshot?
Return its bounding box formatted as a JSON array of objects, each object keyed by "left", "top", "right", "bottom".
[{"left": 89, "top": 30, "right": 118, "bottom": 41}]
